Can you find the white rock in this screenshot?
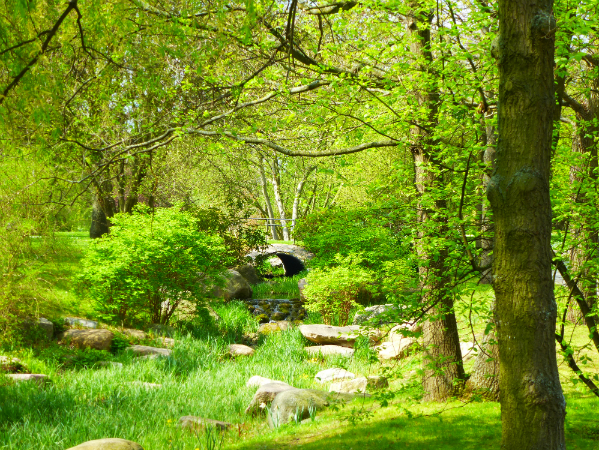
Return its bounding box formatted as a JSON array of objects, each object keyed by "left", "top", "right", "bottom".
[
  {"left": 376, "top": 337, "right": 415, "bottom": 360},
  {"left": 229, "top": 344, "right": 254, "bottom": 357},
  {"left": 314, "top": 368, "right": 355, "bottom": 383},
  {"left": 64, "top": 317, "right": 98, "bottom": 329},
  {"left": 299, "top": 324, "right": 383, "bottom": 347},
  {"left": 329, "top": 377, "right": 368, "bottom": 394},
  {"left": 128, "top": 345, "right": 172, "bottom": 357},
  {"left": 304, "top": 345, "right": 355, "bottom": 357},
  {"left": 5, "top": 374, "right": 48, "bottom": 384}
]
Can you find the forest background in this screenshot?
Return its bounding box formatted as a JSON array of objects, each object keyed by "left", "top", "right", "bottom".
[{"left": 0, "top": 0, "right": 598, "bottom": 449}]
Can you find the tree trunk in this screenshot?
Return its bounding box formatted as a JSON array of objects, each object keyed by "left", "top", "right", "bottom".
[
  {"left": 270, "top": 157, "right": 290, "bottom": 241},
  {"left": 406, "top": 4, "right": 465, "bottom": 401},
  {"left": 259, "top": 156, "right": 280, "bottom": 240},
  {"left": 291, "top": 166, "right": 316, "bottom": 235},
  {"left": 465, "top": 302, "right": 499, "bottom": 400},
  {"left": 488, "top": 1, "right": 566, "bottom": 448},
  {"left": 89, "top": 196, "right": 110, "bottom": 238}
]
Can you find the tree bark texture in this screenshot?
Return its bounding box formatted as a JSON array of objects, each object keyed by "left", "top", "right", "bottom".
[
  {"left": 89, "top": 197, "right": 110, "bottom": 238},
  {"left": 270, "top": 157, "right": 290, "bottom": 241},
  {"left": 259, "top": 156, "right": 281, "bottom": 240},
  {"left": 406, "top": 4, "right": 465, "bottom": 401},
  {"left": 488, "top": 1, "right": 566, "bottom": 448}
]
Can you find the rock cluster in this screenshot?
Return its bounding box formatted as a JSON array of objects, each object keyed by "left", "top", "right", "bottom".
[{"left": 245, "top": 298, "right": 306, "bottom": 323}]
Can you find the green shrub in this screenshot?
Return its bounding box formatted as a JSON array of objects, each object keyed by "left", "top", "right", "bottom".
[
  {"left": 294, "top": 208, "right": 409, "bottom": 271},
  {"left": 78, "top": 206, "right": 229, "bottom": 327},
  {"left": 303, "top": 254, "right": 376, "bottom": 326}
]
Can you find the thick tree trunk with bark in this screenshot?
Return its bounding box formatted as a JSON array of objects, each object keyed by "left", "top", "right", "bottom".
[
  {"left": 465, "top": 302, "right": 499, "bottom": 400},
  {"left": 90, "top": 197, "right": 110, "bottom": 238},
  {"left": 488, "top": 1, "right": 566, "bottom": 448},
  {"left": 406, "top": 4, "right": 465, "bottom": 401}
]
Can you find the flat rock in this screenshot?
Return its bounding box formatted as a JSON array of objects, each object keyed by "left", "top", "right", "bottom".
[
  {"left": 299, "top": 324, "right": 382, "bottom": 348},
  {"left": 64, "top": 317, "right": 98, "bottom": 329},
  {"left": 65, "top": 438, "right": 143, "bottom": 449},
  {"left": 245, "top": 382, "right": 296, "bottom": 414},
  {"left": 315, "top": 368, "right": 355, "bottom": 383},
  {"left": 376, "top": 337, "right": 415, "bottom": 360},
  {"left": 179, "top": 416, "right": 232, "bottom": 432},
  {"left": 353, "top": 304, "right": 399, "bottom": 325},
  {"left": 61, "top": 329, "right": 114, "bottom": 351},
  {"left": 127, "top": 345, "right": 172, "bottom": 357},
  {"left": 229, "top": 344, "right": 254, "bottom": 357},
  {"left": 330, "top": 377, "right": 368, "bottom": 394},
  {"left": 305, "top": 345, "right": 354, "bottom": 357},
  {"left": 122, "top": 329, "right": 146, "bottom": 340},
  {"left": 258, "top": 321, "right": 292, "bottom": 335},
  {"left": 5, "top": 374, "right": 48, "bottom": 384},
  {"left": 157, "top": 337, "right": 175, "bottom": 348}
]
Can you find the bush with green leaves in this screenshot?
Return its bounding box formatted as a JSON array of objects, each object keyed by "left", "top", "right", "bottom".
[
  {"left": 303, "top": 254, "right": 376, "bottom": 326},
  {"left": 294, "top": 208, "right": 410, "bottom": 272},
  {"left": 79, "top": 206, "right": 229, "bottom": 327}
]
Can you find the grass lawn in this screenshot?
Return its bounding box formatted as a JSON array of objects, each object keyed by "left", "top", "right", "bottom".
[{"left": 1, "top": 237, "right": 597, "bottom": 450}]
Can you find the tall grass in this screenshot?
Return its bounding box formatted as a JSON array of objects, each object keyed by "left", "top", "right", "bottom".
[{"left": 252, "top": 273, "right": 306, "bottom": 299}]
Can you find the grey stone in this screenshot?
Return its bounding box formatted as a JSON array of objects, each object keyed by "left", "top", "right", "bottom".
[
  {"left": 245, "top": 382, "right": 296, "bottom": 414},
  {"left": 235, "top": 264, "right": 261, "bottom": 285},
  {"left": 0, "top": 356, "right": 23, "bottom": 371},
  {"left": 304, "top": 345, "right": 354, "bottom": 357},
  {"left": 329, "top": 377, "right": 368, "bottom": 394},
  {"left": 64, "top": 317, "right": 98, "bottom": 329},
  {"left": 122, "top": 329, "right": 146, "bottom": 340},
  {"left": 5, "top": 374, "right": 48, "bottom": 384},
  {"left": 214, "top": 269, "right": 253, "bottom": 300},
  {"left": 65, "top": 438, "right": 143, "bottom": 450},
  {"left": 229, "top": 344, "right": 254, "bottom": 357},
  {"left": 376, "top": 337, "right": 416, "bottom": 360},
  {"left": 179, "top": 416, "right": 232, "bottom": 432},
  {"left": 60, "top": 329, "right": 114, "bottom": 351},
  {"left": 314, "top": 368, "right": 355, "bottom": 383},
  {"left": 299, "top": 324, "right": 383, "bottom": 347},
  {"left": 38, "top": 318, "right": 54, "bottom": 340},
  {"left": 298, "top": 278, "right": 308, "bottom": 301},
  {"left": 268, "top": 389, "right": 329, "bottom": 427},
  {"left": 127, "top": 345, "right": 172, "bottom": 357}
]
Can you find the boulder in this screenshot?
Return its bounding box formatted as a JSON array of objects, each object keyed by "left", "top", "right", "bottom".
[
  {"left": 122, "top": 329, "right": 146, "bottom": 340},
  {"left": 245, "top": 382, "right": 297, "bottom": 414},
  {"left": 179, "top": 416, "right": 232, "bottom": 432},
  {"left": 64, "top": 317, "right": 98, "bottom": 329},
  {"left": 229, "top": 344, "right": 254, "bottom": 357},
  {"left": 258, "top": 321, "right": 292, "bottom": 335},
  {"left": 268, "top": 389, "right": 330, "bottom": 427},
  {"left": 246, "top": 376, "right": 289, "bottom": 388},
  {"left": 215, "top": 269, "right": 253, "bottom": 301},
  {"left": 38, "top": 318, "right": 54, "bottom": 340},
  {"left": 304, "top": 345, "right": 354, "bottom": 357},
  {"left": 61, "top": 329, "right": 114, "bottom": 351},
  {"left": 0, "top": 356, "right": 23, "bottom": 372},
  {"left": 367, "top": 375, "right": 389, "bottom": 389},
  {"left": 299, "top": 324, "right": 382, "bottom": 348},
  {"left": 65, "top": 438, "right": 143, "bottom": 450},
  {"left": 314, "top": 368, "right": 355, "bottom": 383},
  {"left": 330, "top": 377, "right": 368, "bottom": 394},
  {"left": 127, "top": 345, "right": 172, "bottom": 357},
  {"left": 235, "top": 264, "right": 261, "bottom": 285},
  {"left": 148, "top": 324, "right": 175, "bottom": 337},
  {"left": 5, "top": 374, "right": 48, "bottom": 384},
  {"left": 376, "top": 337, "right": 416, "bottom": 360}
]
